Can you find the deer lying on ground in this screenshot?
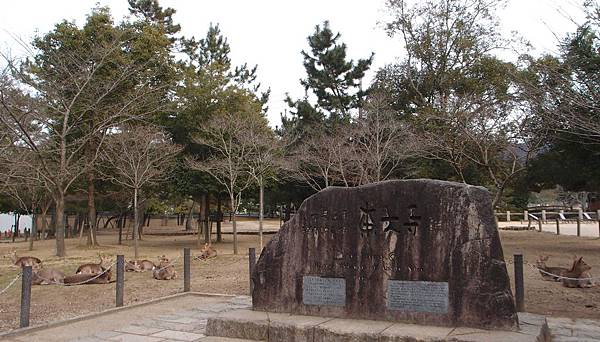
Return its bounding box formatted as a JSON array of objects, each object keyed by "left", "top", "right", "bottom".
[
  {"left": 125, "top": 259, "right": 156, "bottom": 272},
  {"left": 196, "top": 243, "right": 217, "bottom": 260},
  {"left": 153, "top": 255, "right": 177, "bottom": 280},
  {"left": 32, "top": 263, "right": 65, "bottom": 285},
  {"left": 4, "top": 250, "right": 42, "bottom": 268},
  {"left": 64, "top": 266, "right": 112, "bottom": 285},
  {"left": 562, "top": 256, "right": 595, "bottom": 288},
  {"left": 76, "top": 255, "right": 112, "bottom": 274},
  {"left": 536, "top": 255, "right": 569, "bottom": 281}
]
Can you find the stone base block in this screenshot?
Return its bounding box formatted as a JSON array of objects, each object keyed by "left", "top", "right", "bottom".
[{"left": 206, "top": 309, "right": 545, "bottom": 342}]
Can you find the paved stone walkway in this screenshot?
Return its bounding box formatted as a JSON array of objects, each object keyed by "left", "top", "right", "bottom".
[
  {"left": 2, "top": 294, "right": 252, "bottom": 342},
  {"left": 3, "top": 293, "right": 600, "bottom": 341}
]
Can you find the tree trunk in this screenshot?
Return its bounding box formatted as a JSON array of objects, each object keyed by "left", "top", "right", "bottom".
[
  {"left": 231, "top": 194, "right": 238, "bottom": 255},
  {"left": 28, "top": 212, "right": 36, "bottom": 251},
  {"left": 204, "top": 193, "right": 210, "bottom": 244},
  {"left": 40, "top": 203, "right": 49, "bottom": 240},
  {"left": 216, "top": 196, "right": 222, "bottom": 242},
  {"left": 197, "top": 194, "right": 206, "bottom": 248},
  {"left": 185, "top": 201, "right": 195, "bottom": 231},
  {"left": 87, "top": 168, "right": 98, "bottom": 246},
  {"left": 259, "top": 178, "right": 264, "bottom": 251},
  {"left": 55, "top": 193, "right": 66, "bottom": 257},
  {"left": 134, "top": 187, "right": 139, "bottom": 259}
]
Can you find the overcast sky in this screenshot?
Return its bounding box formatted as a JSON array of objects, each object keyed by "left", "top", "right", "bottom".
[{"left": 0, "top": 0, "right": 588, "bottom": 128}]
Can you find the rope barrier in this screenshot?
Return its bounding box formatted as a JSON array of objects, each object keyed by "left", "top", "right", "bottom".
[
  {"left": 32, "top": 262, "right": 117, "bottom": 286},
  {"left": 0, "top": 272, "right": 22, "bottom": 294},
  {"left": 506, "top": 257, "right": 600, "bottom": 282}
]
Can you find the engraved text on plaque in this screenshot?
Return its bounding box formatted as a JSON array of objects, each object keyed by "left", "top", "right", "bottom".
[
  {"left": 302, "top": 276, "right": 346, "bottom": 306},
  {"left": 387, "top": 281, "right": 448, "bottom": 314}
]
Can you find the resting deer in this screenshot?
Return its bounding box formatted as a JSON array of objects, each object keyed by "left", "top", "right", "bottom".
[
  {"left": 32, "top": 263, "right": 65, "bottom": 285},
  {"left": 196, "top": 243, "right": 217, "bottom": 260},
  {"left": 64, "top": 266, "right": 112, "bottom": 285},
  {"left": 125, "top": 259, "right": 156, "bottom": 272},
  {"left": 153, "top": 255, "right": 177, "bottom": 280},
  {"left": 76, "top": 255, "right": 112, "bottom": 274},
  {"left": 125, "top": 260, "right": 141, "bottom": 272},
  {"left": 562, "top": 256, "right": 594, "bottom": 288},
  {"left": 536, "top": 255, "right": 569, "bottom": 281},
  {"left": 5, "top": 250, "right": 42, "bottom": 268}
]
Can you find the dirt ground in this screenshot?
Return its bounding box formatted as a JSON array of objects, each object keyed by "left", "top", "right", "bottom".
[{"left": 1, "top": 221, "right": 599, "bottom": 332}]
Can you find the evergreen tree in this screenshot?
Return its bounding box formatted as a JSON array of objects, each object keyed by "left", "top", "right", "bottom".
[{"left": 283, "top": 21, "right": 373, "bottom": 134}]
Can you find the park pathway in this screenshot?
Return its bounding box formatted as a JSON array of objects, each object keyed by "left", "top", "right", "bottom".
[{"left": 2, "top": 293, "right": 600, "bottom": 341}]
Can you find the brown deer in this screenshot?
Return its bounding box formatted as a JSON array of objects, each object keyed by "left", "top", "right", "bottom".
[
  {"left": 64, "top": 266, "right": 112, "bottom": 285},
  {"left": 562, "top": 256, "right": 594, "bottom": 288},
  {"left": 130, "top": 259, "right": 155, "bottom": 272},
  {"left": 5, "top": 250, "right": 42, "bottom": 268},
  {"left": 32, "top": 263, "right": 65, "bottom": 285},
  {"left": 125, "top": 260, "right": 141, "bottom": 272},
  {"left": 153, "top": 255, "right": 177, "bottom": 280},
  {"left": 196, "top": 243, "right": 217, "bottom": 260},
  {"left": 536, "top": 255, "right": 569, "bottom": 281},
  {"left": 76, "top": 255, "right": 112, "bottom": 274}
]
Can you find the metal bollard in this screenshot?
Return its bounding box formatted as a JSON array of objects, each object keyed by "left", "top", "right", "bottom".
[
  {"left": 577, "top": 218, "right": 581, "bottom": 237},
  {"left": 116, "top": 255, "right": 124, "bottom": 307},
  {"left": 20, "top": 266, "right": 32, "bottom": 328},
  {"left": 184, "top": 247, "right": 191, "bottom": 292},
  {"left": 556, "top": 218, "right": 560, "bottom": 235},
  {"left": 514, "top": 254, "right": 524, "bottom": 312},
  {"left": 249, "top": 248, "right": 256, "bottom": 296}
]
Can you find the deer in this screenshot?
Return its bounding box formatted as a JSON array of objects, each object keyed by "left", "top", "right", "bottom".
[
  {"left": 125, "top": 260, "right": 141, "bottom": 272},
  {"left": 127, "top": 259, "right": 155, "bottom": 272},
  {"left": 4, "top": 250, "right": 42, "bottom": 268},
  {"left": 562, "top": 256, "right": 594, "bottom": 288},
  {"left": 76, "top": 255, "right": 112, "bottom": 274},
  {"left": 64, "top": 266, "right": 112, "bottom": 285},
  {"left": 152, "top": 255, "right": 177, "bottom": 280},
  {"left": 32, "top": 263, "right": 65, "bottom": 285},
  {"left": 196, "top": 243, "right": 217, "bottom": 260},
  {"left": 536, "top": 255, "right": 569, "bottom": 281}
]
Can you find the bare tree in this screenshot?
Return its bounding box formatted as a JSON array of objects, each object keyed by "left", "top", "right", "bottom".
[
  {"left": 351, "top": 93, "right": 418, "bottom": 184},
  {"left": 240, "top": 125, "right": 282, "bottom": 250},
  {"left": 0, "top": 32, "right": 168, "bottom": 257},
  {"left": 99, "top": 124, "right": 180, "bottom": 259},
  {"left": 188, "top": 111, "right": 257, "bottom": 255}
]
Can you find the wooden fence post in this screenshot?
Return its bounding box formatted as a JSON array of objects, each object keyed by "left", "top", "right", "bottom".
[
  {"left": 249, "top": 248, "right": 256, "bottom": 296},
  {"left": 116, "top": 255, "right": 124, "bottom": 307},
  {"left": 506, "top": 211, "right": 510, "bottom": 222},
  {"left": 556, "top": 218, "right": 560, "bottom": 235},
  {"left": 514, "top": 254, "right": 524, "bottom": 312},
  {"left": 577, "top": 218, "right": 581, "bottom": 237},
  {"left": 20, "top": 266, "right": 32, "bottom": 328},
  {"left": 538, "top": 219, "right": 542, "bottom": 232},
  {"left": 184, "top": 247, "right": 191, "bottom": 292}
]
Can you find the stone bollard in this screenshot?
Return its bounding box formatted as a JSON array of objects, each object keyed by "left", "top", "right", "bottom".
[
  {"left": 116, "top": 255, "right": 124, "bottom": 307},
  {"left": 20, "top": 266, "right": 32, "bottom": 328},
  {"left": 184, "top": 247, "right": 191, "bottom": 292},
  {"left": 249, "top": 248, "right": 256, "bottom": 296},
  {"left": 514, "top": 254, "right": 524, "bottom": 312}
]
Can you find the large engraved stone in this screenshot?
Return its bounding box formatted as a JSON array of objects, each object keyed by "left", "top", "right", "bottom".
[{"left": 252, "top": 180, "right": 517, "bottom": 329}]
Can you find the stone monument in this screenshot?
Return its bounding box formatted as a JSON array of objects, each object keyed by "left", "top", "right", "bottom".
[{"left": 251, "top": 179, "right": 517, "bottom": 329}]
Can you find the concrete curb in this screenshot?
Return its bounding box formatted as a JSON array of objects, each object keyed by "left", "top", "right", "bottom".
[{"left": 0, "top": 291, "right": 237, "bottom": 338}]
